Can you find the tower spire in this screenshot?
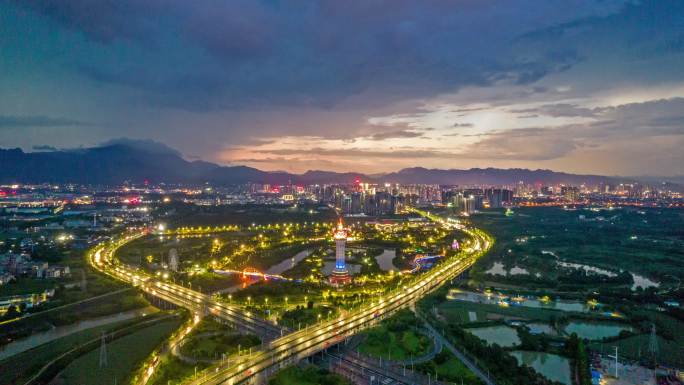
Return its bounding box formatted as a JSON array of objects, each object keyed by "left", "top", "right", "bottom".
[{"left": 329, "top": 218, "right": 352, "bottom": 286}]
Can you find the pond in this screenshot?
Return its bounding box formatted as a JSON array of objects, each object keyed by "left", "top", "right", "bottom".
[
  {"left": 465, "top": 325, "right": 520, "bottom": 347},
  {"left": 447, "top": 289, "right": 595, "bottom": 313},
  {"left": 526, "top": 323, "right": 558, "bottom": 336},
  {"left": 374, "top": 249, "right": 398, "bottom": 272},
  {"left": 0, "top": 307, "right": 156, "bottom": 360},
  {"left": 544, "top": 251, "right": 660, "bottom": 291},
  {"left": 631, "top": 274, "right": 659, "bottom": 290},
  {"left": 563, "top": 321, "right": 631, "bottom": 340},
  {"left": 485, "top": 262, "right": 529, "bottom": 276},
  {"left": 556, "top": 260, "right": 617, "bottom": 277},
  {"left": 511, "top": 350, "right": 572, "bottom": 385},
  {"left": 265, "top": 249, "right": 312, "bottom": 275}
]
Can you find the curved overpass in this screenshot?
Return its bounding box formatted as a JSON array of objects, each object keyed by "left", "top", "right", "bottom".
[
  {"left": 189, "top": 221, "right": 492, "bottom": 384},
  {"left": 88, "top": 234, "right": 283, "bottom": 340},
  {"left": 87, "top": 214, "right": 492, "bottom": 385}
]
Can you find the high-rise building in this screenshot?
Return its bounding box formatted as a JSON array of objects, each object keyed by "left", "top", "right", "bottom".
[
  {"left": 561, "top": 186, "right": 580, "bottom": 201},
  {"left": 350, "top": 192, "right": 362, "bottom": 214},
  {"left": 485, "top": 188, "right": 513, "bottom": 208}
]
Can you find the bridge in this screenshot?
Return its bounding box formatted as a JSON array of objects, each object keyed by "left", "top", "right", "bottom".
[{"left": 212, "top": 267, "right": 292, "bottom": 283}]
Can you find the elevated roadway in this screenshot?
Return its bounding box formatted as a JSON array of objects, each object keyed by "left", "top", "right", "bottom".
[
  {"left": 89, "top": 235, "right": 284, "bottom": 341},
  {"left": 188, "top": 223, "right": 492, "bottom": 385},
  {"left": 88, "top": 213, "right": 492, "bottom": 384}
]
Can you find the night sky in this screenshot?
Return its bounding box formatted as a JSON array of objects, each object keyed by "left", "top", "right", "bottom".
[{"left": 1, "top": 1, "right": 683, "bottom": 175}]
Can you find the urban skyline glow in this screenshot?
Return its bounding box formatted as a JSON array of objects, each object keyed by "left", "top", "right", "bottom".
[{"left": 1, "top": 1, "right": 683, "bottom": 176}]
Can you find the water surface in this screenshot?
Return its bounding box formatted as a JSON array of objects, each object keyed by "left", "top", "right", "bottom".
[
  {"left": 466, "top": 325, "right": 520, "bottom": 347},
  {"left": 266, "top": 249, "right": 312, "bottom": 275},
  {"left": 374, "top": 249, "right": 398, "bottom": 272},
  {"left": 0, "top": 307, "right": 155, "bottom": 360},
  {"left": 563, "top": 321, "right": 631, "bottom": 340},
  {"left": 511, "top": 350, "right": 572, "bottom": 385}
]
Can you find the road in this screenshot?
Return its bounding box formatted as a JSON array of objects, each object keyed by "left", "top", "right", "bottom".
[
  {"left": 187, "top": 222, "right": 492, "bottom": 385},
  {"left": 89, "top": 235, "right": 284, "bottom": 341},
  {"left": 417, "top": 312, "right": 496, "bottom": 385},
  {"left": 88, "top": 214, "right": 492, "bottom": 384}
]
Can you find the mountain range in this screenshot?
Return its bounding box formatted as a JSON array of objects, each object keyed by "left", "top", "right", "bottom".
[{"left": 0, "top": 140, "right": 668, "bottom": 187}]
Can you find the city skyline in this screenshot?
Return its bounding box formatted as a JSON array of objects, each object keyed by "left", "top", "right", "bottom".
[{"left": 2, "top": 1, "right": 684, "bottom": 176}]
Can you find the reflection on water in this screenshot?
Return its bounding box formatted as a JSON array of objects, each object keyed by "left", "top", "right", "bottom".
[
  {"left": 511, "top": 350, "right": 572, "bottom": 385},
  {"left": 563, "top": 321, "right": 631, "bottom": 340},
  {"left": 526, "top": 323, "right": 557, "bottom": 335},
  {"left": 556, "top": 261, "right": 617, "bottom": 277},
  {"left": 374, "top": 249, "right": 398, "bottom": 272},
  {"left": 542, "top": 250, "right": 660, "bottom": 291},
  {"left": 266, "top": 249, "right": 312, "bottom": 275},
  {"left": 485, "top": 262, "right": 529, "bottom": 276},
  {"left": 466, "top": 325, "right": 520, "bottom": 347},
  {"left": 321, "top": 262, "right": 361, "bottom": 275},
  {"left": 447, "top": 289, "right": 595, "bottom": 313},
  {"left": 631, "top": 274, "right": 659, "bottom": 290},
  {"left": 0, "top": 307, "right": 155, "bottom": 360}
]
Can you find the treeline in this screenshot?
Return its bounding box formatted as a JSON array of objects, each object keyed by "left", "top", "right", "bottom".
[
  {"left": 565, "top": 333, "right": 591, "bottom": 385},
  {"left": 419, "top": 288, "right": 562, "bottom": 385},
  {"left": 436, "top": 320, "right": 563, "bottom": 385}
]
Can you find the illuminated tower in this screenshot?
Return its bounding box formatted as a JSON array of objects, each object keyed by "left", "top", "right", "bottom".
[
  {"left": 329, "top": 219, "right": 352, "bottom": 285},
  {"left": 168, "top": 248, "right": 179, "bottom": 272}
]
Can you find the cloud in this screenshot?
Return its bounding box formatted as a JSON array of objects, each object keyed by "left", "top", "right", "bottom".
[
  {"left": 31, "top": 145, "right": 58, "bottom": 151},
  {"left": 4, "top": 1, "right": 684, "bottom": 176},
  {"left": 367, "top": 130, "right": 425, "bottom": 141},
  {"left": 9, "top": 0, "right": 631, "bottom": 110},
  {"left": 0, "top": 115, "right": 86, "bottom": 128},
  {"left": 510, "top": 103, "right": 604, "bottom": 118},
  {"left": 461, "top": 97, "right": 684, "bottom": 161}
]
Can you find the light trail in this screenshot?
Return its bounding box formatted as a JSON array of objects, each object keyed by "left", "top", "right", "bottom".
[
  {"left": 87, "top": 213, "right": 492, "bottom": 385},
  {"left": 188, "top": 219, "right": 492, "bottom": 384}
]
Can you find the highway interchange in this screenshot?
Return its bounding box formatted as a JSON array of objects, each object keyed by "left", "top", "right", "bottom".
[{"left": 88, "top": 214, "right": 492, "bottom": 385}]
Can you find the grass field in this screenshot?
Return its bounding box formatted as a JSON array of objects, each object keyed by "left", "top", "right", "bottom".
[
  {"left": 416, "top": 350, "right": 484, "bottom": 384},
  {"left": 180, "top": 332, "right": 260, "bottom": 360},
  {"left": 58, "top": 317, "right": 183, "bottom": 384},
  {"left": 279, "top": 305, "right": 338, "bottom": 328},
  {"left": 357, "top": 309, "right": 433, "bottom": 361},
  {"left": 358, "top": 324, "right": 432, "bottom": 360},
  {"left": 0, "top": 315, "right": 157, "bottom": 384},
  {"left": 148, "top": 355, "right": 209, "bottom": 385},
  {"left": 438, "top": 298, "right": 581, "bottom": 324},
  {"left": 0, "top": 289, "right": 150, "bottom": 347},
  {"left": 160, "top": 203, "right": 336, "bottom": 228},
  {"left": 469, "top": 207, "right": 684, "bottom": 288},
  {"left": 588, "top": 308, "right": 684, "bottom": 368},
  {"left": 268, "top": 364, "right": 351, "bottom": 385},
  {"left": 0, "top": 277, "right": 60, "bottom": 297}
]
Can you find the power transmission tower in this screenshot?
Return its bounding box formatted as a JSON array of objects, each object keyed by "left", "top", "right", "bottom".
[
  {"left": 99, "top": 332, "right": 108, "bottom": 368},
  {"left": 648, "top": 323, "right": 658, "bottom": 360},
  {"left": 648, "top": 323, "right": 658, "bottom": 381}
]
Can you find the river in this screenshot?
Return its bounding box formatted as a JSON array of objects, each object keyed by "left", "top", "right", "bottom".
[
  {"left": 375, "top": 249, "right": 398, "bottom": 272},
  {"left": 0, "top": 306, "right": 156, "bottom": 360},
  {"left": 265, "top": 249, "right": 312, "bottom": 275}
]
